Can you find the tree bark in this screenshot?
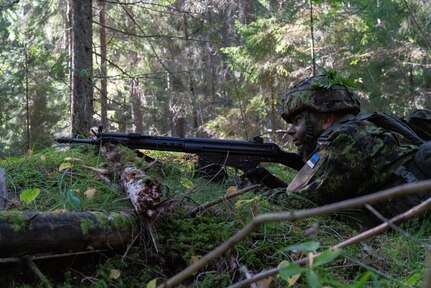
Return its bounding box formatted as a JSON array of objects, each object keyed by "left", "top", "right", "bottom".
[
  {"left": 0, "top": 169, "right": 6, "bottom": 210},
  {"left": 71, "top": 0, "right": 94, "bottom": 137},
  {"left": 0, "top": 211, "right": 137, "bottom": 257},
  {"left": 24, "top": 42, "right": 31, "bottom": 152},
  {"left": 269, "top": 75, "right": 276, "bottom": 143},
  {"left": 130, "top": 79, "right": 144, "bottom": 133},
  {"left": 99, "top": 0, "right": 108, "bottom": 130},
  {"left": 309, "top": 0, "right": 316, "bottom": 76}
]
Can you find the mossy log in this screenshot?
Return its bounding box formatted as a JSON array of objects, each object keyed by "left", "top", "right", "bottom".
[{"left": 0, "top": 210, "right": 138, "bottom": 257}]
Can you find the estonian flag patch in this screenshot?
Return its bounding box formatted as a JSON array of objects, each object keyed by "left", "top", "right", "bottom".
[{"left": 306, "top": 153, "right": 320, "bottom": 169}]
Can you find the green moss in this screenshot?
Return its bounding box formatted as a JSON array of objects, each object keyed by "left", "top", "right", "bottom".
[
  {"left": 79, "top": 218, "right": 95, "bottom": 236},
  {"left": 0, "top": 211, "right": 28, "bottom": 232},
  {"left": 109, "top": 212, "right": 136, "bottom": 230},
  {"left": 78, "top": 212, "right": 137, "bottom": 237}
]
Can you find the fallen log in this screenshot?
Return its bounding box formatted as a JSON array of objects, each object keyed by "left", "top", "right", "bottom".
[{"left": 0, "top": 210, "right": 138, "bottom": 258}]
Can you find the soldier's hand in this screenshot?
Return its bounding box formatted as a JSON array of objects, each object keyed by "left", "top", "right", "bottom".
[{"left": 245, "top": 167, "right": 287, "bottom": 189}]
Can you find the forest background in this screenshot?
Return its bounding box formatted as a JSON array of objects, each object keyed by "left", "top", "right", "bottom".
[{"left": 0, "top": 0, "right": 431, "bottom": 156}]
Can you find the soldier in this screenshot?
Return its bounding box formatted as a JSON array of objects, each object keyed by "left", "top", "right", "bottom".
[{"left": 247, "top": 72, "right": 431, "bottom": 227}]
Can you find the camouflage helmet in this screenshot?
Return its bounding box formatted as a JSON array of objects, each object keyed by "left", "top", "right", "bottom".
[{"left": 281, "top": 73, "right": 361, "bottom": 123}]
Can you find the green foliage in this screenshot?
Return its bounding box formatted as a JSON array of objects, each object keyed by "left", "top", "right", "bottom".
[
  {"left": 279, "top": 240, "right": 342, "bottom": 287},
  {"left": 19, "top": 188, "right": 41, "bottom": 204},
  {"left": 311, "top": 70, "right": 358, "bottom": 89},
  {"left": 287, "top": 240, "right": 320, "bottom": 252}
]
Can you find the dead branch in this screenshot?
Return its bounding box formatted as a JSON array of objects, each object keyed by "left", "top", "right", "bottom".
[
  {"left": 159, "top": 180, "right": 431, "bottom": 288},
  {"left": 190, "top": 184, "right": 261, "bottom": 216},
  {"left": 143, "top": 160, "right": 160, "bottom": 172},
  {"left": 82, "top": 165, "right": 110, "bottom": 175},
  {"left": 22, "top": 255, "right": 52, "bottom": 288},
  {"left": 0, "top": 250, "right": 107, "bottom": 264},
  {"left": 228, "top": 196, "right": 431, "bottom": 288}
]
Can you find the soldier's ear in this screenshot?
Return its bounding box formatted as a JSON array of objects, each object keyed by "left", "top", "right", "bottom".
[{"left": 322, "top": 113, "right": 337, "bottom": 129}]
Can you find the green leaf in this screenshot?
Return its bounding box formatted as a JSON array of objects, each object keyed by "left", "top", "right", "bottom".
[
  {"left": 287, "top": 241, "right": 320, "bottom": 253},
  {"left": 146, "top": 278, "right": 158, "bottom": 288},
  {"left": 180, "top": 177, "right": 194, "bottom": 189},
  {"left": 314, "top": 248, "right": 341, "bottom": 267},
  {"left": 278, "top": 261, "right": 305, "bottom": 280},
  {"left": 20, "top": 188, "right": 41, "bottom": 204},
  {"left": 59, "top": 162, "right": 73, "bottom": 171},
  {"left": 354, "top": 271, "right": 372, "bottom": 287},
  {"left": 66, "top": 191, "right": 82, "bottom": 209},
  {"left": 306, "top": 269, "right": 320, "bottom": 288},
  {"left": 406, "top": 271, "right": 421, "bottom": 286}
]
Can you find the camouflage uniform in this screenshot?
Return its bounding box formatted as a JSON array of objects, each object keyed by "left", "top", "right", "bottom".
[{"left": 282, "top": 75, "right": 430, "bottom": 225}]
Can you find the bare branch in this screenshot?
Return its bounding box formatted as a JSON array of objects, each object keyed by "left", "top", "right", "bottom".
[
  {"left": 93, "top": 20, "right": 209, "bottom": 43},
  {"left": 190, "top": 185, "right": 261, "bottom": 216},
  {"left": 228, "top": 196, "right": 431, "bottom": 288},
  {"left": 159, "top": 180, "right": 431, "bottom": 288},
  {"left": 22, "top": 255, "right": 52, "bottom": 288}
]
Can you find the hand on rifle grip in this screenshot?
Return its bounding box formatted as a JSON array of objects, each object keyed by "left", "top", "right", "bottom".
[{"left": 245, "top": 167, "right": 287, "bottom": 189}]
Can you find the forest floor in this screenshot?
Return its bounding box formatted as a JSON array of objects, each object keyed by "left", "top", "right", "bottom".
[{"left": 0, "top": 145, "right": 429, "bottom": 288}]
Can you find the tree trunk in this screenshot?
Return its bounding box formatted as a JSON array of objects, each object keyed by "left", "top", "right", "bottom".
[
  {"left": 71, "top": 0, "right": 94, "bottom": 137},
  {"left": 423, "top": 56, "right": 431, "bottom": 108},
  {"left": 0, "top": 169, "right": 6, "bottom": 210},
  {"left": 66, "top": 0, "right": 73, "bottom": 122},
  {"left": 269, "top": 75, "right": 276, "bottom": 143},
  {"left": 24, "top": 42, "right": 31, "bottom": 151},
  {"left": 130, "top": 79, "right": 144, "bottom": 133},
  {"left": 238, "top": 0, "right": 253, "bottom": 24},
  {"left": 0, "top": 211, "right": 137, "bottom": 258},
  {"left": 309, "top": 0, "right": 316, "bottom": 76},
  {"left": 183, "top": 14, "right": 198, "bottom": 132},
  {"left": 99, "top": 0, "right": 108, "bottom": 130}
]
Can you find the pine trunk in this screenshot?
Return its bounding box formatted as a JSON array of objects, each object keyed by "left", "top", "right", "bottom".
[{"left": 71, "top": 0, "right": 94, "bottom": 136}]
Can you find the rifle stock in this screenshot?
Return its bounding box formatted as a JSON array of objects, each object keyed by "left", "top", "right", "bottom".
[{"left": 56, "top": 131, "right": 303, "bottom": 171}]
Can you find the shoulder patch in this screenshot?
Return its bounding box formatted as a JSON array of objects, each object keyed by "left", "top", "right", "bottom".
[{"left": 306, "top": 153, "right": 320, "bottom": 169}]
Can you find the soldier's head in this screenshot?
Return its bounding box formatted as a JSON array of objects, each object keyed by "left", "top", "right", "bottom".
[{"left": 282, "top": 72, "right": 360, "bottom": 159}]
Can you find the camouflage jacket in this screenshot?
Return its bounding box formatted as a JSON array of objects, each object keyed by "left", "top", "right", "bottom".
[{"left": 286, "top": 116, "right": 419, "bottom": 209}]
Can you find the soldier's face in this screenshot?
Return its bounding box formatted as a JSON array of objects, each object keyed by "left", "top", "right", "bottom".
[{"left": 287, "top": 111, "right": 326, "bottom": 158}]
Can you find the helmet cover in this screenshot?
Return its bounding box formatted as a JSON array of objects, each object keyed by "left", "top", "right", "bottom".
[{"left": 281, "top": 73, "right": 361, "bottom": 123}]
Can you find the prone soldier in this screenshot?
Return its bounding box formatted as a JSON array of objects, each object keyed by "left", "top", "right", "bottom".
[{"left": 247, "top": 72, "right": 431, "bottom": 227}]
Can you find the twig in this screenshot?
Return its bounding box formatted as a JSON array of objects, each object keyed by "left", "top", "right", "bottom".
[
  {"left": 122, "top": 230, "right": 144, "bottom": 261},
  {"left": 423, "top": 246, "right": 431, "bottom": 288},
  {"left": 228, "top": 196, "right": 431, "bottom": 288},
  {"left": 0, "top": 250, "right": 107, "bottom": 264},
  {"left": 364, "top": 204, "right": 412, "bottom": 239},
  {"left": 143, "top": 160, "right": 160, "bottom": 172},
  {"left": 158, "top": 180, "right": 431, "bottom": 288},
  {"left": 82, "top": 165, "right": 110, "bottom": 175},
  {"left": 22, "top": 255, "right": 52, "bottom": 288},
  {"left": 190, "top": 185, "right": 261, "bottom": 216}
]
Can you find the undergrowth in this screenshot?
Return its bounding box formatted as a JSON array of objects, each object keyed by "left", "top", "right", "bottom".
[{"left": 0, "top": 145, "right": 429, "bottom": 287}]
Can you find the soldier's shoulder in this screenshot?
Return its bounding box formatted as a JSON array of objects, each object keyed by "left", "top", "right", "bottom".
[{"left": 325, "top": 118, "right": 376, "bottom": 142}]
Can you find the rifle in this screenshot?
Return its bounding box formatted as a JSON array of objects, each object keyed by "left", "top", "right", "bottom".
[{"left": 55, "top": 127, "right": 304, "bottom": 172}]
